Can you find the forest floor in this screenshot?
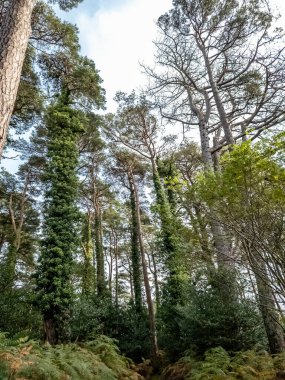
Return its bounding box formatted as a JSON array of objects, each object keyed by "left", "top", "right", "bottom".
[{"left": 2, "top": 337, "right": 285, "bottom": 380}]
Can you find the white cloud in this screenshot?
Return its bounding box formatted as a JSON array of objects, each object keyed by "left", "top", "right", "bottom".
[
  {"left": 74, "top": 0, "right": 285, "bottom": 113},
  {"left": 271, "top": 0, "right": 285, "bottom": 16},
  {"left": 75, "top": 0, "right": 172, "bottom": 111}
]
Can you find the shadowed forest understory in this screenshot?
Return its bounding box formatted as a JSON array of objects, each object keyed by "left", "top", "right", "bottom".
[{"left": 1, "top": 0, "right": 285, "bottom": 378}]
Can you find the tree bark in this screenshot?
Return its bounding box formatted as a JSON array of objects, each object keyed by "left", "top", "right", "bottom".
[
  {"left": 198, "top": 115, "right": 213, "bottom": 170},
  {"left": 0, "top": 0, "right": 35, "bottom": 158},
  {"left": 44, "top": 317, "right": 58, "bottom": 345}
]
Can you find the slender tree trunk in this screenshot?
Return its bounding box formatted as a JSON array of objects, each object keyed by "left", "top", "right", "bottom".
[
  {"left": 198, "top": 116, "right": 213, "bottom": 169},
  {"left": 107, "top": 231, "right": 113, "bottom": 294},
  {"left": 132, "top": 170, "right": 159, "bottom": 365},
  {"left": 0, "top": 0, "right": 35, "bottom": 158},
  {"left": 151, "top": 158, "right": 177, "bottom": 271},
  {"left": 95, "top": 204, "right": 105, "bottom": 296},
  {"left": 81, "top": 212, "right": 94, "bottom": 295},
  {"left": 150, "top": 250, "right": 160, "bottom": 307},
  {"left": 114, "top": 232, "right": 119, "bottom": 308},
  {"left": 126, "top": 254, "right": 135, "bottom": 302},
  {"left": 212, "top": 136, "right": 221, "bottom": 172},
  {"left": 249, "top": 249, "right": 285, "bottom": 354}
]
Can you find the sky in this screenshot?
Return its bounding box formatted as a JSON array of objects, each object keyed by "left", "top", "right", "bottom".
[
  {"left": 58, "top": 0, "right": 285, "bottom": 112},
  {"left": 57, "top": 0, "right": 172, "bottom": 111}
]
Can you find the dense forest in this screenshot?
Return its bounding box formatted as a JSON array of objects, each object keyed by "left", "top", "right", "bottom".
[{"left": 1, "top": 0, "right": 285, "bottom": 379}]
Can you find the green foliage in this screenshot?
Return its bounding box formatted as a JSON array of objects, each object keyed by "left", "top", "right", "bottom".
[
  {"left": 190, "top": 347, "right": 231, "bottom": 379},
  {"left": 0, "top": 168, "right": 40, "bottom": 291},
  {"left": 229, "top": 350, "right": 274, "bottom": 379},
  {"left": 197, "top": 141, "right": 285, "bottom": 218},
  {"left": 0, "top": 335, "right": 134, "bottom": 380},
  {"left": 0, "top": 290, "right": 42, "bottom": 339},
  {"left": 48, "top": 0, "right": 84, "bottom": 11},
  {"left": 153, "top": 165, "right": 186, "bottom": 301},
  {"left": 178, "top": 276, "right": 266, "bottom": 355},
  {"left": 70, "top": 296, "right": 110, "bottom": 341},
  {"left": 11, "top": 46, "right": 43, "bottom": 134},
  {"left": 163, "top": 347, "right": 285, "bottom": 380},
  {"left": 32, "top": 1, "right": 105, "bottom": 109},
  {"left": 71, "top": 297, "right": 151, "bottom": 362},
  {"left": 86, "top": 336, "right": 132, "bottom": 376},
  {"left": 32, "top": 1, "right": 79, "bottom": 51},
  {"left": 106, "top": 305, "right": 150, "bottom": 362},
  {"left": 158, "top": 270, "right": 266, "bottom": 360}
]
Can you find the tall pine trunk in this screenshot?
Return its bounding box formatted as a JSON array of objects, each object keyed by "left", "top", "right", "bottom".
[
  {"left": 0, "top": 0, "right": 35, "bottom": 157},
  {"left": 197, "top": 111, "right": 233, "bottom": 269}
]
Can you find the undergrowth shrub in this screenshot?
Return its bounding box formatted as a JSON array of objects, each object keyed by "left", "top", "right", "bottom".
[
  {"left": 0, "top": 289, "right": 42, "bottom": 338},
  {"left": 71, "top": 297, "right": 150, "bottom": 362},
  {"left": 0, "top": 333, "right": 136, "bottom": 380},
  {"left": 178, "top": 274, "right": 267, "bottom": 355},
  {"left": 162, "top": 347, "right": 285, "bottom": 380}
]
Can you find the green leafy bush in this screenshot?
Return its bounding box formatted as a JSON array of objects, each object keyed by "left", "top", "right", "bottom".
[
  {"left": 71, "top": 297, "right": 150, "bottom": 361},
  {"left": 177, "top": 274, "right": 267, "bottom": 355},
  {"left": 0, "top": 289, "right": 42, "bottom": 339}
]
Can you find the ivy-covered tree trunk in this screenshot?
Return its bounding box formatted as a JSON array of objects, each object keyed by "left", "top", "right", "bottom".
[
  {"left": 0, "top": 0, "right": 35, "bottom": 158},
  {"left": 131, "top": 169, "right": 159, "bottom": 365},
  {"left": 150, "top": 250, "right": 160, "bottom": 307},
  {"left": 35, "top": 98, "right": 83, "bottom": 344},
  {"left": 151, "top": 157, "right": 184, "bottom": 303},
  {"left": 128, "top": 171, "right": 143, "bottom": 313}
]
